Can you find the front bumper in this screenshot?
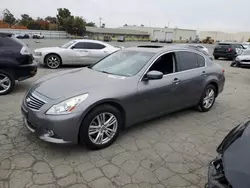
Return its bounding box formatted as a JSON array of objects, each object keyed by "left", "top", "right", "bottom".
[
  {"left": 232, "top": 60, "right": 250, "bottom": 66},
  {"left": 21, "top": 92, "right": 83, "bottom": 144},
  {"left": 207, "top": 158, "right": 231, "bottom": 188},
  {"left": 17, "top": 61, "right": 38, "bottom": 81}
]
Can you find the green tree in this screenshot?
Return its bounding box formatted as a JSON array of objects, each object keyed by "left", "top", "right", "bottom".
[
  {"left": 73, "top": 16, "right": 85, "bottom": 35},
  {"left": 27, "top": 21, "right": 41, "bottom": 30},
  {"left": 19, "top": 14, "right": 33, "bottom": 27},
  {"left": 248, "top": 38, "right": 250, "bottom": 42},
  {"left": 45, "top": 16, "right": 57, "bottom": 24},
  {"left": 56, "top": 8, "right": 72, "bottom": 29},
  {"left": 3, "top": 9, "right": 16, "bottom": 26},
  {"left": 86, "top": 22, "right": 96, "bottom": 27}
]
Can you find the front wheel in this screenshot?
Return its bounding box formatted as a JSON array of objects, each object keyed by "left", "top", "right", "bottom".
[
  {"left": 79, "top": 105, "right": 122, "bottom": 150},
  {"left": 197, "top": 84, "right": 216, "bottom": 112},
  {"left": 0, "top": 70, "right": 15, "bottom": 95},
  {"left": 45, "top": 54, "right": 61, "bottom": 69}
]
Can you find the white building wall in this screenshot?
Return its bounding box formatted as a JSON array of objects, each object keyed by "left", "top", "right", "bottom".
[
  {"left": 199, "top": 31, "right": 250, "bottom": 42},
  {"left": 119, "top": 26, "right": 196, "bottom": 41}
]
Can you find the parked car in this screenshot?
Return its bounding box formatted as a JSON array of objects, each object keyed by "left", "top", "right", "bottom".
[
  {"left": 21, "top": 45, "right": 225, "bottom": 149},
  {"left": 241, "top": 42, "right": 250, "bottom": 49},
  {"left": 33, "top": 39, "right": 122, "bottom": 69},
  {"left": 16, "top": 33, "right": 30, "bottom": 39},
  {"left": 32, "top": 33, "right": 44, "bottom": 39},
  {"left": 230, "top": 49, "right": 250, "bottom": 67},
  {"left": 213, "top": 42, "right": 246, "bottom": 60},
  {"left": 206, "top": 120, "right": 250, "bottom": 188},
  {"left": 0, "top": 32, "right": 37, "bottom": 95}
]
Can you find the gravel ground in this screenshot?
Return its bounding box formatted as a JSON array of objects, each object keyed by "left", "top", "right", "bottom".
[{"left": 0, "top": 39, "right": 250, "bottom": 188}]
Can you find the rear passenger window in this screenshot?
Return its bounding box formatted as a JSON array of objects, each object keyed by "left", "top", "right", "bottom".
[
  {"left": 196, "top": 54, "right": 205, "bottom": 67},
  {"left": 177, "top": 51, "right": 199, "bottom": 71}
]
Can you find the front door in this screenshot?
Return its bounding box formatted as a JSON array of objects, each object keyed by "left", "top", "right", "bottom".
[
  {"left": 70, "top": 42, "right": 91, "bottom": 65},
  {"left": 135, "top": 52, "right": 182, "bottom": 119}
]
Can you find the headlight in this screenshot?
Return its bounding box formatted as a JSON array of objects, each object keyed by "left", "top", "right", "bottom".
[
  {"left": 34, "top": 52, "right": 42, "bottom": 56},
  {"left": 46, "top": 94, "right": 88, "bottom": 115}
]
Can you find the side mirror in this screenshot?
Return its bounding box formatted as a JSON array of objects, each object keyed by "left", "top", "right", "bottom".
[{"left": 144, "top": 70, "right": 163, "bottom": 80}]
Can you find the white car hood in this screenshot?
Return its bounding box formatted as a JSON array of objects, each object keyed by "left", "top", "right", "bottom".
[{"left": 237, "top": 55, "right": 250, "bottom": 61}]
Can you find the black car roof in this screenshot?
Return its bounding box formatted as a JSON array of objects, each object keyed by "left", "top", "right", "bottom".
[{"left": 0, "top": 32, "right": 14, "bottom": 37}]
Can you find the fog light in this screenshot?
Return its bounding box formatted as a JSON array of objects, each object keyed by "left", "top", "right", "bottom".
[{"left": 45, "top": 129, "right": 54, "bottom": 137}]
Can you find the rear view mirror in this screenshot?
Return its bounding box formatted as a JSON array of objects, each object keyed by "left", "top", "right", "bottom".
[{"left": 145, "top": 70, "right": 163, "bottom": 80}]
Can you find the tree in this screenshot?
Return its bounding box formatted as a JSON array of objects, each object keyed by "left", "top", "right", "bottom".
[
  {"left": 248, "top": 38, "right": 250, "bottom": 42},
  {"left": 86, "top": 22, "right": 96, "bottom": 27},
  {"left": 27, "top": 21, "right": 41, "bottom": 30},
  {"left": 45, "top": 16, "right": 57, "bottom": 24},
  {"left": 56, "top": 8, "right": 72, "bottom": 29},
  {"left": 3, "top": 9, "right": 16, "bottom": 26},
  {"left": 19, "top": 14, "right": 33, "bottom": 27},
  {"left": 101, "top": 23, "right": 105, "bottom": 28},
  {"left": 73, "top": 16, "right": 85, "bottom": 35}
]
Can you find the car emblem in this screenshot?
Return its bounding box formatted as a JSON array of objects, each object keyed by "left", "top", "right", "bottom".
[{"left": 26, "top": 97, "right": 31, "bottom": 103}]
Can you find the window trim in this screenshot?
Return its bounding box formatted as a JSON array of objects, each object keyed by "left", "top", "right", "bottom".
[{"left": 140, "top": 49, "right": 207, "bottom": 82}]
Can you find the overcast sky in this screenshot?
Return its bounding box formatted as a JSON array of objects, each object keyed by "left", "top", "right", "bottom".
[{"left": 1, "top": 0, "right": 249, "bottom": 32}]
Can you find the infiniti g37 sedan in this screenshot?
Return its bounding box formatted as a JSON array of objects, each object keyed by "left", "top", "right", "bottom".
[
  {"left": 33, "top": 39, "right": 122, "bottom": 69},
  {"left": 21, "top": 45, "right": 225, "bottom": 150}
]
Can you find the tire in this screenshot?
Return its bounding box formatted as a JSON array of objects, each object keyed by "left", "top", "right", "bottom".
[
  {"left": 0, "top": 70, "right": 15, "bottom": 95},
  {"left": 44, "top": 54, "right": 61, "bottom": 69},
  {"left": 214, "top": 56, "right": 219, "bottom": 60},
  {"left": 197, "top": 84, "right": 216, "bottom": 112},
  {"left": 79, "top": 105, "right": 122, "bottom": 150}
]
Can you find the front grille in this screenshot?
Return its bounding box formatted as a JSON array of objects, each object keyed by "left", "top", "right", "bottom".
[{"left": 26, "top": 94, "right": 46, "bottom": 110}]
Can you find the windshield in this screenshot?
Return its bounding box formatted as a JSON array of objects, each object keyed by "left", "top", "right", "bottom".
[
  {"left": 60, "top": 40, "right": 76, "bottom": 48},
  {"left": 90, "top": 50, "right": 155, "bottom": 77}
]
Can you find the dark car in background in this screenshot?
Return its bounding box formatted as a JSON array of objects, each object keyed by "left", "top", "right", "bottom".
[
  {"left": 21, "top": 45, "right": 225, "bottom": 150},
  {"left": 0, "top": 32, "right": 37, "bottom": 95},
  {"left": 213, "top": 42, "right": 245, "bottom": 60},
  {"left": 207, "top": 120, "right": 250, "bottom": 188}
]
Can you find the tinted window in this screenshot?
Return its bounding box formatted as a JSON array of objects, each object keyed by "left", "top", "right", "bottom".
[
  {"left": 233, "top": 44, "right": 243, "bottom": 49},
  {"left": 73, "top": 42, "right": 84, "bottom": 49},
  {"left": 85, "top": 43, "right": 106, "bottom": 49},
  {"left": 216, "top": 43, "right": 231, "bottom": 48},
  {"left": 177, "top": 51, "right": 199, "bottom": 71},
  {"left": 196, "top": 54, "right": 205, "bottom": 67}
]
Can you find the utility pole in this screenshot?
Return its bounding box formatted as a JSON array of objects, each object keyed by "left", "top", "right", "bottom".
[{"left": 99, "top": 17, "right": 102, "bottom": 27}]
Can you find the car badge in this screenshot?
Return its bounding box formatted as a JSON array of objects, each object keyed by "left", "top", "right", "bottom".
[{"left": 26, "top": 97, "right": 31, "bottom": 103}]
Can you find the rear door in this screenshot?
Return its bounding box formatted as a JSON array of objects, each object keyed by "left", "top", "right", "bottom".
[
  {"left": 84, "top": 42, "right": 110, "bottom": 64},
  {"left": 175, "top": 51, "right": 207, "bottom": 108}
]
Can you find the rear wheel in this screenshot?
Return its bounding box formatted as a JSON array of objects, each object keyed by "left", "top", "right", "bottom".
[
  {"left": 0, "top": 70, "right": 15, "bottom": 95},
  {"left": 45, "top": 54, "right": 61, "bottom": 69},
  {"left": 79, "top": 105, "right": 122, "bottom": 150},
  {"left": 197, "top": 84, "right": 216, "bottom": 112}
]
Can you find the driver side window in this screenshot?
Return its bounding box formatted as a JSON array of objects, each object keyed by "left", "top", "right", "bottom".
[
  {"left": 148, "top": 52, "right": 177, "bottom": 75},
  {"left": 72, "top": 42, "right": 84, "bottom": 49}
]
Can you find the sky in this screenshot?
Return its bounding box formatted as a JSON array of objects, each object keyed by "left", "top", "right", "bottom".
[{"left": 1, "top": 0, "right": 249, "bottom": 32}]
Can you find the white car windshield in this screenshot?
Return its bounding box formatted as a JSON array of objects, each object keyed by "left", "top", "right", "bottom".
[
  {"left": 90, "top": 50, "right": 155, "bottom": 77},
  {"left": 60, "top": 41, "right": 76, "bottom": 48}
]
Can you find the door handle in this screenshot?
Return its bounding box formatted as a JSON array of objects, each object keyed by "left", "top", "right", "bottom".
[
  {"left": 172, "top": 78, "right": 179, "bottom": 84},
  {"left": 201, "top": 71, "right": 206, "bottom": 76}
]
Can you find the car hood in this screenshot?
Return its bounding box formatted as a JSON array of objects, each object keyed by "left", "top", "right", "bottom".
[
  {"left": 217, "top": 120, "right": 250, "bottom": 188},
  {"left": 34, "top": 47, "right": 63, "bottom": 53},
  {"left": 236, "top": 55, "right": 250, "bottom": 60},
  {"left": 32, "top": 68, "right": 128, "bottom": 100}
]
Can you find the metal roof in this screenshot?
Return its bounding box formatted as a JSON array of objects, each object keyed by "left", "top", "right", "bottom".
[{"left": 85, "top": 26, "right": 150, "bottom": 36}]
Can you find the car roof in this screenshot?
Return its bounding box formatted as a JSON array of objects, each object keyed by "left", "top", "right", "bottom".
[
  {"left": 0, "top": 32, "right": 14, "bottom": 37},
  {"left": 124, "top": 44, "right": 208, "bottom": 55}
]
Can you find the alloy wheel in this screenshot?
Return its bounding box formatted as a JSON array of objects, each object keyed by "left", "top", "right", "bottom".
[
  {"left": 47, "top": 56, "right": 60, "bottom": 68},
  {"left": 88, "top": 112, "right": 118, "bottom": 145},
  {"left": 203, "top": 88, "right": 215, "bottom": 109},
  {"left": 0, "top": 74, "right": 11, "bottom": 94}
]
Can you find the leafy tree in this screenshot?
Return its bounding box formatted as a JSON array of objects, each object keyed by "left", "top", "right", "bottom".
[
  {"left": 45, "top": 16, "right": 57, "bottom": 24},
  {"left": 86, "top": 22, "right": 96, "bottom": 27},
  {"left": 19, "top": 14, "right": 33, "bottom": 27},
  {"left": 57, "top": 8, "right": 72, "bottom": 29},
  {"left": 101, "top": 23, "right": 105, "bottom": 28},
  {"left": 3, "top": 9, "right": 16, "bottom": 26},
  {"left": 248, "top": 38, "right": 250, "bottom": 42},
  {"left": 27, "top": 21, "right": 41, "bottom": 30},
  {"left": 73, "top": 16, "right": 85, "bottom": 35}
]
